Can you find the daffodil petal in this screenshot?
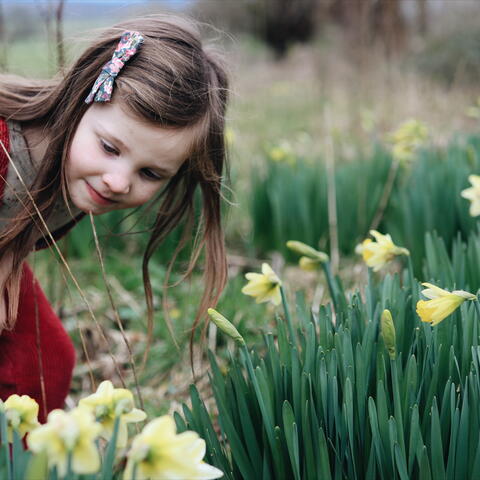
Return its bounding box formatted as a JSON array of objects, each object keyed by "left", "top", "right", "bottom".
[
  {"left": 416, "top": 295, "right": 464, "bottom": 325},
  {"left": 72, "top": 442, "right": 101, "bottom": 474},
  {"left": 420, "top": 282, "right": 450, "bottom": 299},
  {"left": 123, "top": 408, "right": 147, "bottom": 423}
]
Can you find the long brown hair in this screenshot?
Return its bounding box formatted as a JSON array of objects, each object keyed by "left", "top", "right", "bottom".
[{"left": 0, "top": 16, "right": 229, "bottom": 357}]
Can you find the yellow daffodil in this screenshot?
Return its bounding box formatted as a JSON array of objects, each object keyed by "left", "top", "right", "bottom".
[
  {"left": 389, "top": 118, "right": 428, "bottom": 165},
  {"left": 461, "top": 174, "right": 480, "bottom": 217},
  {"left": 416, "top": 282, "right": 476, "bottom": 326},
  {"left": 268, "top": 140, "right": 296, "bottom": 166},
  {"left": 124, "top": 415, "right": 223, "bottom": 480},
  {"left": 241, "top": 263, "right": 282, "bottom": 306},
  {"left": 27, "top": 407, "right": 101, "bottom": 476},
  {"left": 79, "top": 380, "right": 146, "bottom": 449},
  {"left": 356, "top": 230, "right": 409, "bottom": 271},
  {"left": 3, "top": 394, "right": 40, "bottom": 442}
]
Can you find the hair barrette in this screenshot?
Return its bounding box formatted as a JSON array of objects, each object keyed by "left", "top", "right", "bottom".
[{"left": 85, "top": 30, "right": 144, "bottom": 104}]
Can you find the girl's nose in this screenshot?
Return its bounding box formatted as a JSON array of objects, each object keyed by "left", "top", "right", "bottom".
[{"left": 102, "top": 172, "right": 131, "bottom": 195}]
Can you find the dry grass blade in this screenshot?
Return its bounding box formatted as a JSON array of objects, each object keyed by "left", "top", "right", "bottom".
[
  {"left": 88, "top": 212, "right": 145, "bottom": 413},
  {"left": 369, "top": 158, "right": 400, "bottom": 232}
]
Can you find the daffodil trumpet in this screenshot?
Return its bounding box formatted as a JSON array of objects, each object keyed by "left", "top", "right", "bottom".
[
  {"left": 416, "top": 282, "right": 476, "bottom": 326},
  {"left": 241, "top": 263, "right": 282, "bottom": 306},
  {"left": 79, "top": 380, "right": 146, "bottom": 449}
]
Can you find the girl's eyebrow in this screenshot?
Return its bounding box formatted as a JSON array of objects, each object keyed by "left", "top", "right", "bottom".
[{"left": 99, "top": 128, "right": 129, "bottom": 152}]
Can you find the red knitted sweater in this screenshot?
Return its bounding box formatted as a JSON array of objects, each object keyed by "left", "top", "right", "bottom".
[{"left": 0, "top": 118, "right": 75, "bottom": 423}]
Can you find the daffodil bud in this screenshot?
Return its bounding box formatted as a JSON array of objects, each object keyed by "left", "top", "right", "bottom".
[
  {"left": 208, "top": 308, "right": 245, "bottom": 346},
  {"left": 381, "top": 309, "right": 396, "bottom": 360},
  {"left": 286, "top": 240, "right": 329, "bottom": 263},
  {"left": 299, "top": 256, "right": 321, "bottom": 271}
]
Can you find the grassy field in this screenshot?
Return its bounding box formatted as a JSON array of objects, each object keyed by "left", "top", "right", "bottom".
[{"left": 5, "top": 11, "right": 480, "bottom": 415}]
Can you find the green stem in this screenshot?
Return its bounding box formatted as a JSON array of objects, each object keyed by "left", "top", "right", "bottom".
[
  {"left": 65, "top": 452, "right": 73, "bottom": 480},
  {"left": 280, "top": 286, "right": 296, "bottom": 344},
  {"left": 321, "top": 261, "right": 339, "bottom": 313},
  {"left": 102, "top": 416, "right": 121, "bottom": 480},
  {"left": 406, "top": 255, "right": 415, "bottom": 292}
]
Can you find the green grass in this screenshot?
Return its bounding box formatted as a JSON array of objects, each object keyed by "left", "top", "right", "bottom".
[{"left": 4, "top": 16, "right": 480, "bottom": 416}]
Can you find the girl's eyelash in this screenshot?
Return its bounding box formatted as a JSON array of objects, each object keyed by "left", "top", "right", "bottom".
[
  {"left": 100, "top": 139, "right": 118, "bottom": 155},
  {"left": 100, "top": 138, "right": 163, "bottom": 181},
  {"left": 141, "top": 169, "right": 164, "bottom": 181}
]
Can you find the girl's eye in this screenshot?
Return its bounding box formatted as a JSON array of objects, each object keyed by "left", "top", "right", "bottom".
[
  {"left": 141, "top": 169, "right": 164, "bottom": 181},
  {"left": 100, "top": 139, "right": 118, "bottom": 155}
]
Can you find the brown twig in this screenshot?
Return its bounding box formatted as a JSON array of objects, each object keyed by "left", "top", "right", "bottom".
[
  {"left": 55, "top": 0, "right": 65, "bottom": 71},
  {"left": 368, "top": 158, "right": 400, "bottom": 232}
]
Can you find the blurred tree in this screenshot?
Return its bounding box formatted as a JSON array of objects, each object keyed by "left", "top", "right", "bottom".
[
  {"left": 417, "top": 0, "right": 428, "bottom": 35},
  {"left": 36, "top": 0, "right": 66, "bottom": 72},
  {"left": 55, "top": 0, "right": 66, "bottom": 70},
  {"left": 328, "top": 0, "right": 407, "bottom": 56},
  {"left": 247, "top": 0, "right": 320, "bottom": 58},
  {"left": 191, "top": 0, "right": 425, "bottom": 59},
  {"left": 5, "top": 5, "right": 39, "bottom": 42},
  {"left": 371, "top": 0, "right": 406, "bottom": 57},
  {"left": 190, "top": 0, "right": 320, "bottom": 59}
]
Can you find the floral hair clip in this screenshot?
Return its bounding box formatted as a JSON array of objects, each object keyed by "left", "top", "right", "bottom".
[{"left": 85, "top": 30, "right": 144, "bottom": 104}]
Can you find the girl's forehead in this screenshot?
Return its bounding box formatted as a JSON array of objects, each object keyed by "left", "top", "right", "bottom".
[{"left": 84, "top": 100, "right": 196, "bottom": 169}]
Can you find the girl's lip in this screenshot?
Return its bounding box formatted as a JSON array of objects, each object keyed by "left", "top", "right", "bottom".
[{"left": 85, "top": 182, "right": 116, "bottom": 206}]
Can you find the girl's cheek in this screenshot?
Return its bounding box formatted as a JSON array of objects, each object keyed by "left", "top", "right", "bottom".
[{"left": 134, "top": 185, "right": 163, "bottom": 206}]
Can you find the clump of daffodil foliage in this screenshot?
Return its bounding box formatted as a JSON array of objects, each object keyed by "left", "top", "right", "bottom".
[
  {"left": 178, "top": 234, "right": 480, "bottom": 479},
  {"left": 251, "top": 124, "right": 480, "bottom": 275},
  {"left": 0, "top": 381, "right": 223, "bottom": 480}
]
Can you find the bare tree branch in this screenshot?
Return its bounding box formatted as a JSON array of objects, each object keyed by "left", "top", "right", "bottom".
[{"left": 55, "top": 0, "right": 66, "bottom": 71}]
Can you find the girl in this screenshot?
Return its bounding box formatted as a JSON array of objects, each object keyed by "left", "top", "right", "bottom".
[{"left": 0, "top": 15, "right": 228, "bottom": 422}]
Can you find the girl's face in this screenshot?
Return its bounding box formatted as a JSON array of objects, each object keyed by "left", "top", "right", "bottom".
[{"left": 66, "top": 100, "right": 195, "bottom": 215}]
